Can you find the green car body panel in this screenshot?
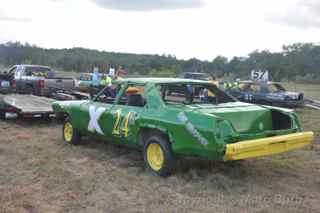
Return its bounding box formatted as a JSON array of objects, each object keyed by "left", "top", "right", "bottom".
[{"left": 52, "top": 78, "right": 311, "bottom": 161}]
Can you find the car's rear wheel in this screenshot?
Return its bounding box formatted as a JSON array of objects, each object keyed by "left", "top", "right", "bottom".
[
  {"left": 62, "top": 118, "right": 81, "bottom": 145},
  {"left": 143, "top": 135, "right": 174, "bottom": 177}
]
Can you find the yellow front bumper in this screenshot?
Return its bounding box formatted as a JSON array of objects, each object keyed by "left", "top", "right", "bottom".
[{"left": 224, "top": 132, "right": 314, "bottom": 161}]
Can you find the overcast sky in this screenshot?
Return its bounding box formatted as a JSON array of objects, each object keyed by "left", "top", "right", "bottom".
[{"left": 1, "top": 0, "right": 320, "bottom": 60}]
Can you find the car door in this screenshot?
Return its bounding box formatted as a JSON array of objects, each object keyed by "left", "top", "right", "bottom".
[
  {"left": 240, "top": 83, "right": 255, "bottom": 103},
  {"left": 75, "top": 86, "right": 121, "bottom": 138},
  {"left": 257, "top": 83, "right": 270, "bottom": 104},
  {"left": 250, "top": 83, "right": 261, "bottom": 103},
  {"left": 74, "top": 83, "right": 145, "bottom": 144},
  {"left": 109, "top": 84, "right": 146, "bottom": 145}
]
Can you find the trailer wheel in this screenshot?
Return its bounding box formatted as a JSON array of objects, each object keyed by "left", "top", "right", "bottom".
[
  {"left": 143, "top": 135, "right": 174, "bottom": 177},
  {"left": 62, "top": 118, "right": 81, "bottom": 145},
  {"left": 0, "top": 110, "right": 6, "bottom": 120}
]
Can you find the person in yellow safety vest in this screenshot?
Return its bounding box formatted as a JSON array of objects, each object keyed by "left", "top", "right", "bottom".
[
  {"left": 100, "top": 75, "right": 115, "bottom": 97},
  {"left": 100, "top": 75, "right": 112, "bottom": 87},
  {"left": 223, "top": 82, "right": 231, "bottom": 89},
  {"left": 224, "top": 81, "right": 239, "bottom": 90},
  {"left": 233, "top": 81, "right": 240, "bottom": 89}
]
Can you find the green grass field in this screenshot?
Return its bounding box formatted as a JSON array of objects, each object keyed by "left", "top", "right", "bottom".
[
  {"left": 282, "top": 82, "right": 320, "bottom": 137},
  {"left": 0, "top": 64, "right": 319, "bottom": 212},
  {"left": 0, "top": 82, "right": 319, "bottom": 213}
]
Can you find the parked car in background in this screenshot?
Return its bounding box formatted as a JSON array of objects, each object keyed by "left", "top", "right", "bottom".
[
  {"left": 75, "top": 72, "right": 104, "bottom": 92},
  {"left": 178, "top": 72, "right": 214, "bottom": 81},
  {"left": 226, "top": 81, "right": 304, "bottom": 108},
  {"left": 52, "top": 78, "right": 313, "bottom": 176},
  {"left": 0, "top": 80, "right": 11, "bottom": 94},
  {"left": 0, "top": 71, "right": 12, "bottom": 94},
  {"left": 3, "top": 65, "right": 75, "bottom": 96}
]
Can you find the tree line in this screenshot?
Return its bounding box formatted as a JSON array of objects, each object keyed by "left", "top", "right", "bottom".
[{"left": 0, "top": 41, "right": 320, "bottom": 82}]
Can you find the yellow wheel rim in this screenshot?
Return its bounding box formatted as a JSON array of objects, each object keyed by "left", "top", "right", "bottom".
[
  {"left": 147, "top": 143, "right": 164, "bottom": 171},
  {"left": 64, "top": 122, "right": 73, "bottom": 142}
]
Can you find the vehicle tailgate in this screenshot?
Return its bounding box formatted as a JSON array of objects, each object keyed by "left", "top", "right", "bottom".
[{"left": 46, "top": 78, "right": 74, "bottom": 89}]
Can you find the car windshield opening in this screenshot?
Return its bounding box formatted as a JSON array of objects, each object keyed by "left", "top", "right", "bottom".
[{"left": 269, "top": 83, "right": 286, "bottom": 93}]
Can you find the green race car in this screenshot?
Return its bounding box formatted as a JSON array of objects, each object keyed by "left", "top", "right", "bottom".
[{"left": 52, "top": 78, "right": 313, "bottom": 176}]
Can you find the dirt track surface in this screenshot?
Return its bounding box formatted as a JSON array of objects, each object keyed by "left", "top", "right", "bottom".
[{"left": 0, "top": 118, "right": 319, "bottom": 213}]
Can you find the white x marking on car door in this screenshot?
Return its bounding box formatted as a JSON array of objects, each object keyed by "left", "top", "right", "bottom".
[{"left": 88, "top": 105, "right": 105, "bottom": 135}]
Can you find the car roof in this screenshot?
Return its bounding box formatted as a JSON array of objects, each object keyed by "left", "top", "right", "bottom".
[
  {"left": 18, "top": 64, "right": 51, "bottom": 69},
  {"left": 183, "top": 72, "right": 209, "bottom": 75},
  {"left": 114, "top": 77, "right": 210, "bottom": 84}
]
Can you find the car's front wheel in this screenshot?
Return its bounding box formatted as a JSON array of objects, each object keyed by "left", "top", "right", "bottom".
[
  {"left": 62, "top": 118, "right": 81, "bottom": 145},
  {"left": 143, "top": 135, "right": 174, "bottom": 177}
]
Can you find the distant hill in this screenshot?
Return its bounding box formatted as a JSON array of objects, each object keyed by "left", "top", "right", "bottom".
[{"left": 0, "top": 41, "right": 320, "bottom": 82}]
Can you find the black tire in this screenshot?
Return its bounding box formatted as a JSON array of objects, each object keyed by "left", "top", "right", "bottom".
[
  {"left": 43, "top": 114, "right": 52, "bottom": 122},
  {"left": 55, "top": 112, "right": 65, "bottom": 122},
  {"left": 0, "top": 110, "right": 6, "bottom": 120},
  {"left": 62, "top": 118, "right": 81, "bottom": 145},
  {"left": 143, "top": 135, "right": 174, "bottom": 177}
]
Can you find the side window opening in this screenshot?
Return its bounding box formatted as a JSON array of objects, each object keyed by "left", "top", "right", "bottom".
[
  {"left": 25, "top": 66, "right": 51, "bottom": 77},
  {"left": 269, "top": 84, "right": 286, "bottom": 93},
  {"left": 160, "top": 83, "right": 234, "bottom": 105},
  {"left": 6, "top": 66, "right": 16, "bottom": 80},
  {"left": 239, "top": 83, "right": 251, "bottom": 92},
  {"left": 251, "top": 84, "right": 261, "bottom": 93},
  {"left": 117, "top": 85, "right": 146, "bottom": 107},
  {"left": 8, "top": 66, "right": 16, "bottom": 74},
  {"left": 93, "top": 83, "right": 123, "bottom": 104}
]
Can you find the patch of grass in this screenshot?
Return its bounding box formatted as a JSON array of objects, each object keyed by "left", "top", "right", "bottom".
[{"left": 295, "top": 108, "right": 320, "bottom": 136}]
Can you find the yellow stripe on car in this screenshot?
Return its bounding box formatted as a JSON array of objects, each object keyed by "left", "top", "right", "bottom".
[{"left": 224, "top": 132, "right": 314, "bottom": 161}]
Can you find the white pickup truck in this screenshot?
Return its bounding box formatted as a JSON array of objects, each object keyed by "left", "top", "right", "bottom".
[{"left": 2, "top": 65, "right": 76, "bottom": 96}]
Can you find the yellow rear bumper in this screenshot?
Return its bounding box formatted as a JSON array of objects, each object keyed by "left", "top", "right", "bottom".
[{"left": 224, "top": 132, "right": 314, "bottom": 161}]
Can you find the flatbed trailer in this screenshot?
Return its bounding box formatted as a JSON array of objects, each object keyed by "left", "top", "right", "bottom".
[{"left": 0, "top": 94, "right": 55, "bottom": 119}]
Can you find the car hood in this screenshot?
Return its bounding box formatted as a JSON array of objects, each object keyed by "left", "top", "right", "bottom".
[
  {"left": 52, "top": 100, "right": 89, "bottom": 111},
  {"left": 267, "top": 91, "right": 302, "bottom": 100}
]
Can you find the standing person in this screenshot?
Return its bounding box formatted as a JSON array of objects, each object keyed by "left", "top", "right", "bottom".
[
  {"left": 90, "top": 67, "right": 100, "bottom": 97},
  {"left": 100, "top": 74, "right": 112, "bottom": 87},
  {"left": 92, "top": 67, "right": 100, "bottom": 86},
  {"left": 115, "top": 65, "right": 127, "bottom": 80},
  {"left": 108, "top": 67, "right": 115, "bottom": 79},
  {"left": 100, "top": 74, "right": 114, "bottom": 97},
  {"left": 47, "top": 69, "right": 55, "bottom": 78}
]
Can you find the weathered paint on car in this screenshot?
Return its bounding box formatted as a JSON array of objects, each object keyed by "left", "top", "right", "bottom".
[{"left": 52, "top": 78, "right": 313, "bottom": 164}]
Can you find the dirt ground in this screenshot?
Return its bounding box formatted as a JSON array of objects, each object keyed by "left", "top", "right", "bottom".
[{"left": 0, "top": 107, "right": 319, "bottom": 213}]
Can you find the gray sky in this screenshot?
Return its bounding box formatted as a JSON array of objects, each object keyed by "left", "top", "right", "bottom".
[
  {"left": 0, "top": 0, "right": 320, "bottom": 60},
  {"left": 92, "top": 0, "right": 205, "bottom": 11}
]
